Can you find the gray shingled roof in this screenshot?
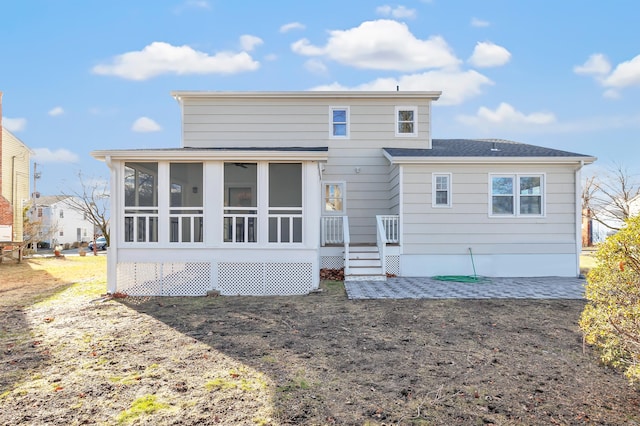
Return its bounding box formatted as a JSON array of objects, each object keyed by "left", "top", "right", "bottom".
[{"left": 384, "top": 139, "right": 593, "bottom": 158}]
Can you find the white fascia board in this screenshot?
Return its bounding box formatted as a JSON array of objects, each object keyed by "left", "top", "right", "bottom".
[
  {"left": 171, "top": 90, "right": 442, "bottom": 102},
  {"left": 383, "top": 154, "right": 597, "bottom": 166},
  {"left": 91, "top": 149, "right": 329, "bottom": 162}
]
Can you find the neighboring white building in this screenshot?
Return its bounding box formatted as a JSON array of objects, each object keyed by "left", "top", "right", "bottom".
[
  {"left": 92, "top": 91, "right": 596, "bottom": 296},
  {"left": 30, "top": 195, "right": 95, "bottom": 247}
]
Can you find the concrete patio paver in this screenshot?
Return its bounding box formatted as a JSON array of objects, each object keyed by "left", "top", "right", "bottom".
[{"left": 344, "top": 276, "right": 586, "bottom": 300}]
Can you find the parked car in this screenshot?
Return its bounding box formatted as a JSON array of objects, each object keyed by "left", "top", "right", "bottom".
[{"left": 89, "top": 236, "right": 108, "bottom": 251}]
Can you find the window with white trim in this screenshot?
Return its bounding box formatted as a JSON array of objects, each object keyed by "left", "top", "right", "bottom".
[
  {"left": 323, "top": 182, "right": 345, "bottom": 214},
  {"left": 490, "top": 174, "right": 544, "bottom": 216},
  {"left": 330, "top": 107, "right": 349, "bottom": 138},
  {"left": 396, "top": 106, "right": 417, "bottom": 136},
  {"left": 432, "top": 173, "right": 451, "bottom": 207}
]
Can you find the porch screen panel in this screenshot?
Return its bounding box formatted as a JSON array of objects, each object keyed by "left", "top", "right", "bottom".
[
  {"left": 170, "top": 163, "right": 204, "bottom": 243},
  {"left": 124, "top": 162, "right": 158, "bottom": 242},
  {"left": 224, "top": 163, "right": 257, "bottom": 243},
  {"left": 268, "top": 163, "right": 302, "bottom": 243}
]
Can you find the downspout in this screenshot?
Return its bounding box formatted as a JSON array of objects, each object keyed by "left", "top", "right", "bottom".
[
  {"left": 104, "top": 155, "right": 117, "bottom": 293},
  {"left": 575, "top": 160, "right": 584, "bottom": 277}
]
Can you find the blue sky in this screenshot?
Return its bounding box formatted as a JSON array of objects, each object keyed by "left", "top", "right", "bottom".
[{"left": 2, "top": 0, "right": 639, "bottom": 195}]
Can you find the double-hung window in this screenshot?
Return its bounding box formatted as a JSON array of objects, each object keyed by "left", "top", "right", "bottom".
[
  {"left": 432, "top": 173, "right": 452, "bottom": 207},
  {"left": 396, "top": 106, "right": 417, "bottom": 136},
  {"left": 330, "top": 107, "right": 349, "bottom": 138},
  {"left": 490, "top": 174, "right": 544, "bottom": 216},
  {"left": 323, "top": 182, "right": 345, "bottom": 214}
]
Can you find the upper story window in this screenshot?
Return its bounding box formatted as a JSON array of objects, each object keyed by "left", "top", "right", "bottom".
[
  {"left": 490, "top": 174, "right": 544, "bottom": 217},
  {"left": 330, "top": 107, "right": 349, "bottom": 138},
  {"left": 432, "top": 173, "right": 452, "bottom": 208},
  {"left": 396, "top": 106, "right": 418, "bottom": 136},
  {"left": 59, "top": 209, "right": 64, "bottom": 218}
]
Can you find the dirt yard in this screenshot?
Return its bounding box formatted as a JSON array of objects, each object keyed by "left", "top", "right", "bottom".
[{"left": 1, "top": 256, "right": 639, "bottom": 425}]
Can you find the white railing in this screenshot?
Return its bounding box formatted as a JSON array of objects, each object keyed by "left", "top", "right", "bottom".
[
  {"left": 377, "top": 215, "right": 400, "bottom": 244},
  {"left": 376, "top": 215, "right": 388, "bottom": 275},
  {"left": 224, "top": 213, "right": 258, "bottom": 243},
  {"left": 321, "top": 216, "right": 345, "bottom": 246},
  {"left": 169, "top": 211, "right": 203, "bottom": 243},
  {"left": 269, "top": 212, "right": 303, "bottom": 243},
  {"left": 124, "top": 213, "right": 158, "bottom": 242},
  {"left": 343, "top": 216, "right": 351, "bottom": 276}
]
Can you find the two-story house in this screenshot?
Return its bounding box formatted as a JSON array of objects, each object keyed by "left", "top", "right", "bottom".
[
  {"left": 92, "top": 91, "right": 596, "bottom": 296},
  {"left": 0, "top": 91, "right": 31, "bottom": 244},
  {"left": 29, "top": 195, "right": 96, "bottom": 248}
]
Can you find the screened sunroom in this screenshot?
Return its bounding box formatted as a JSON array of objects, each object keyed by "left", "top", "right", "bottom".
[{"left": 92, "top": 148, "right": 328, "bottom": 296}]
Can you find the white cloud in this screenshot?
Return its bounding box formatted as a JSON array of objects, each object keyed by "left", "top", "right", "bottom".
[
  {"left": 132, "top": 117, "right": 162, "bottom": 133},
  {"left": 280, "top": 22, "right": 305, "bottom": 33},
  {"left": 291, "top": 20, "right": 460, "bottom": 71},
  {"left": 92, "top": 41, "right": 259, "bottom": 80},
  {"left": 33, "top": 148, "right": 79, "bottom": 163},
  {"left": 603, "top": 54, "right": 640, "bottom": 88},
  {"left": 575, "top": 53, "right": 640, "bottom": 98},
  {"left": 311, "top": 69, "right": 493, "bottom": 106},
  {"left": 376, "top": 5, "right": 417, "bottom": 19},
  {"left": 2, "top": 117, "right": 27, "bottom": 132},
  {"left": 468, "top": 41, "right": 511, "bottom": 68},
  {"left": 239, "top": 35, "right": 263, "bottom": 52},
  {"left": 574, "top": 53, "right": 611, "bottom": 76},
  {"left": 304, "top": 59, "right": 328, "bottom": 75},
  {"left": 48, "top": 106, "right": 64, "bottom": 116},
  {"left": 457, "top": 103, "right": 556, "bottom": 126},
  {"left": 471, "top": 17, "right": 490, "bottom": 27}
]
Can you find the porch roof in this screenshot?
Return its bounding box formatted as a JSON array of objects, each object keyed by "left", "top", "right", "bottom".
[
  {"left": 383, "top": 139, "right": 596, "bottom": 165},
  {"left": 92, "top": 146, "right": 329, "bottom": 162}
]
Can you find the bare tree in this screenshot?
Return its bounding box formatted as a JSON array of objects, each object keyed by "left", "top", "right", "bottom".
[
  {"left": 583, "top": 163, "right": 640, "bottom": 231},
  {"left": 62, "top": 172, "right": 110, "bottom": 246},
  {"left": 20, "top": 206, "right": 58, "bottom": 253}
]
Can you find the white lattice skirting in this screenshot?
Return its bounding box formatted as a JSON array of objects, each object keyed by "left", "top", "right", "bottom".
[
  {"left": 386, "top": 255, "right": 400, "bottom": 276},
  {"left": 117, "top": 262, "right": 212, "bottom": 296},
  {"left": 321, "top": 255, "right": 400, "bottom": 275},
  {"left": 117, "top": 261, "right": 316, "bottom": 296},
  {"left": 321, "top": 256, "right": 344, "bottom": 270},
  {"left": 218, "top": 262, "right": 314, "bottom": 296}
]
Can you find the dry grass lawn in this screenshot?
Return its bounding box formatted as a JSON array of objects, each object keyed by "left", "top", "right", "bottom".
[{"left": 1, "top": 254, "right": 639, "bottom": 425}]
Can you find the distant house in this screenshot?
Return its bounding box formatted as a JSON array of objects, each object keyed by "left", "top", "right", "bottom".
[
  {"left": 29, "top": 195, "right": 95, "bottom": 247},
  {"left": 0, "top": 91, "right": 32, "bottom": 243},
  {"left": 588, "top": 195, "right": 640, "bottom": 244},
  {"left": 92, "top": 91, "right": 596, "bottom": 296}
]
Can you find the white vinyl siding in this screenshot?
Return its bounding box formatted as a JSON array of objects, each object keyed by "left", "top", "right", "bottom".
[
  {"left": 181, "top": 99, "right": 432, "bottom": 149},
  {"left": 402, "top": 164, "right": 575, "bottom": 257}
]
